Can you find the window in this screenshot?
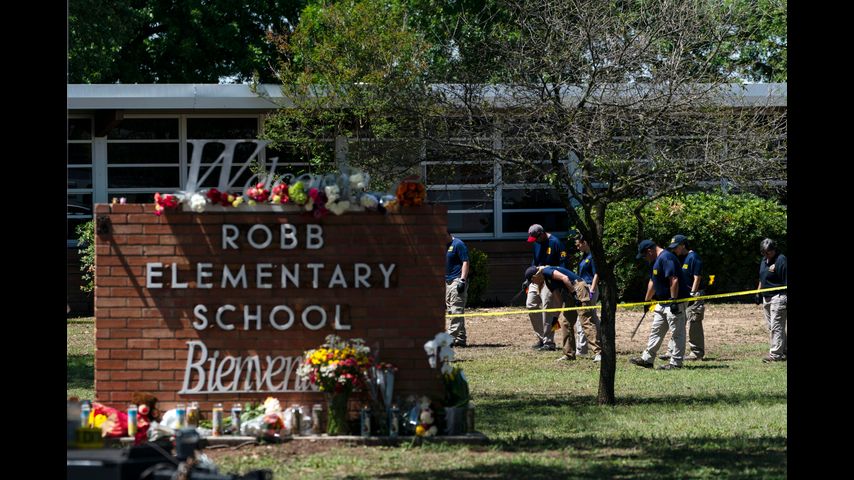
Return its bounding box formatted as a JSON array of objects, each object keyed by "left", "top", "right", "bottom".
[
  {"left": 68, "top": 118, "right": 93, "bottom": 243},
  {"left": 66, "top": 115, "right": 268, "bottom": 242},
  {"left": 107, "top": 117, "right": 181, "bottom": 201}
]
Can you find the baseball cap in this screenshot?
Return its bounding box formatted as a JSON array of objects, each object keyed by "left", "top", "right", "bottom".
[
  {"left": 527, "top": 224, "right": 545, "bottom": 243},
  {"left": 636, "top": 239, "right": 656, "bottom": 259},
  {"left": 524, "top": 266, "right": 540, "bottom": 281},
  {"left": 667, "top": 234, "right": 688, "bottom": 249}
]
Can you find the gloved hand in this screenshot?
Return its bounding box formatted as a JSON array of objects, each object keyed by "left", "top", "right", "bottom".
[
  {"left": 669, "top": 298, "right": 680, "bottom": 315},
  {"left": 457, "top": 279, "right": 467, "bottom": 294},
  {"left": 754, "top": 293, "right": 762, "bottom": 305}
]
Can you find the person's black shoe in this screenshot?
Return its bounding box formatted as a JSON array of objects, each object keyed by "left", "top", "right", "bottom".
[
  {"left": 538, "top": 343, "right": 557, "bottom": 351},
  {"left": 762, "top": 355, "right": 785, "bottom": 363},
  {"left": 629, "top": 357, "right": 654, "bottom": 368},
  {"left": 657, "top": 363, "right": 682, "bottom": 370},
  {"left": 531, "top": 342, "right": 544, "bottom": 350},
  {"left": 658, "top": 354, "right": 671, "bottom": 361},
  {"left": 452, "top": 341, "right": 467, "bottom": 348}
]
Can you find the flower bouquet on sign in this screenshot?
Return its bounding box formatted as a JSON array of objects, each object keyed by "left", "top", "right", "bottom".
[
  {"left": 296, "top": 335, "right": 374, "bottom": 435},
  {"left": 395, "top": 176, "right": 427, "bottom": 207}
]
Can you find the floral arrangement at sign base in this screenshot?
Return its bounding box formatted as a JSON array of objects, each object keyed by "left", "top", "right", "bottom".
[
  {"left": 149, "top": 168, "right": 429, "bottom": 216},
  {"left": 296, "top": 335, "right": 374, "bottom": 435}
]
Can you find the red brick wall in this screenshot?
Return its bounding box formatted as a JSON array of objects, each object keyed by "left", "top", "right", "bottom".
[{"left": 94, "top": 204, "right": 447, "bottom": 411}]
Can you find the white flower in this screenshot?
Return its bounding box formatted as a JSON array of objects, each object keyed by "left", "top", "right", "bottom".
[
  {"left": 189, "top": 193, "right": 207, "bottom": 213},
  {"left": 324, "top": 185, "right": 340, "bottom": 203},
  {"left": 349, "top": 173, "right": 366, "bottom": 190},
  {"left": 360, "top": 193, "right": 378, "bottom": 209},
  {"left": 433, "top": 332, "right": 454, "bottom": 348},
  {"left": 328, "top": 200, "right": 350, "bottom": 215},
  {"left": 263, "top": 397, "right": 282, "bottom": 415},
  {"left": 423, "top": 340, "right": 437, "bottom": 368}
]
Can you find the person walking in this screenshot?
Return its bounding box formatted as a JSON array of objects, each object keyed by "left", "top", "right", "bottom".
[
  {"left": 629, "top": 239, "right": 691, "bottom": 370},
  {"left": 756, "top": 238, "right": 787, "bottom": 363},
  {"left": 524, "top": 265, "right": 601, "bottom": 362},
  {"left": 445, "top": 230, "right": 470, "bottom": 347},
  {"left": 525, "top": 224, "right": 566, "bottom": 351},
  {"left": 660, "top": 234, "right": 706, "bottom": 361},
  {"left": 574, "top": 234, "right": 601, "bottom": 361}
]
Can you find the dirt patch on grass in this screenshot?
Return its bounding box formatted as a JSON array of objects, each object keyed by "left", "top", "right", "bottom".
[{"left": 452, "top": 303, "right": 768, "bottom": 357}]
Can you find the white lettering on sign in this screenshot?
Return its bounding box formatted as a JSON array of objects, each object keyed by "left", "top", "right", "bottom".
[
  {"left": 185, "top": 140, "right": 271, "bottom": 193},
  {"left": 147, "top": 262, "right": 397, "bottom": 289},
  {"left": 222, "top": 223, "right": 324, "bottom": 250},
  {"left": 191, "top": 304, "right": 348, "bottom": 331},
  {"left": 146, "top": 262, "right": 164, "bottom": 288},
  {"left": 180, "top": 340, "right": 314, "bottom": 394}
]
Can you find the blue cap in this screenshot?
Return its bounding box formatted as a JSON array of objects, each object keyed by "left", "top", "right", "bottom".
[
  {"left": 636, "top": 239, "right": 656, "bottom": 259},
  {"left": 667, "top": 234, "right": 688, "bottom": 249}
]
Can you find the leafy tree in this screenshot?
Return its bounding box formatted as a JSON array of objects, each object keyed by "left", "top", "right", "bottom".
[
  {"left": 75, "top": 220, "right": 96, "bottom": 293},
  {"left": 69, "top": 0, "right": 307, "bottom": 83},
  {"left": 261, "top": 0, "right": 433, "bottom": 187}
]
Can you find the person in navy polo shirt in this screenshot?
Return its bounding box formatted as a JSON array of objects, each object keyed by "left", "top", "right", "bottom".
[
  {"left": 756, "top": 238, "right": 787, "bottom": 363},
  {"left": 445, "top": 230, "right": 470, "bottom": 347},
  {"left": 630, "top": 239, "right": 691, "bottom": 370},
  {"left": 574, "top": 234, "right": 601, "bottom": 361},
  {"left": 660, "top": 234, "right": 706, "bottom": 361},
  {"left": 525, "top": 264, "right": 602, "bottom": 363},
  {"left": 525, "top": 224, "right": 567, "bottom": 351}
]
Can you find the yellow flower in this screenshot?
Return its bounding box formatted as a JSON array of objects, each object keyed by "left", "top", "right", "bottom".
[
  {"left": 415, "top": 425, "right": 426, "bottom": 436},
  {"left": 93, "top": 413, "right": 107, "bottom": 428}
]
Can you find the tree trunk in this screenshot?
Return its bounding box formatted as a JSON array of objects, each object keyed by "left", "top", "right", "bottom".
[{"left": 597, "top": 267, "right": 617, "bottom": 405}]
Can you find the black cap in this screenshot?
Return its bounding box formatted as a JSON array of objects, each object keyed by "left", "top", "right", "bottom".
[
  {"left": 524, "top": 266, "right": 540, "bottom": 281},
  {"left": 636, "top": 239, "right": 656, "bottom": 259},
  {"left": 667, "top": 234, "right": 688, "bottom": 249}
]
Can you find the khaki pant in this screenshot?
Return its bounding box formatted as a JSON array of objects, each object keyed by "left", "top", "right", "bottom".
[
  {"left": 667, "top": 292, "right": 705, "bottom": 358},
  {"left": 641, "top": 303, "right": 688, "bottom": 367},
  {"left": 559, "top": 280, "right": 601, "bottom": 357},
  {"left": 446, "top": 278, "right": 468, "bottom": 344},
  {"left": 575, "top": 289, "right": 600, "bottom": 354},
  {"left": 763, "top": 293, "right": 787, "bottom": 359},
  {"left": 527, "top": 281, "right": 556, "bottom": 346}
]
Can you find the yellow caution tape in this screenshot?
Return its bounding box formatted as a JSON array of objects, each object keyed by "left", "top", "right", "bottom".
[{"left": 445, "top": 286, "right": 787, "bottom": 318}]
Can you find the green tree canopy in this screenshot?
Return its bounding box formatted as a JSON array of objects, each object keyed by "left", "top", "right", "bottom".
[{"left": 69, "top": 0, "right": 307, "bottom": 83}]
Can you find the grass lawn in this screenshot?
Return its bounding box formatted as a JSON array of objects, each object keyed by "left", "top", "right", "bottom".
[{"left": 67, "top": 307, "right": 786, "bottom": 479}]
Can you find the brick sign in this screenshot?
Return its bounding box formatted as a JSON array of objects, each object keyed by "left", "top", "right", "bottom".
[{"left": 94, "top": 204, "right": 447, "bottom": 409}]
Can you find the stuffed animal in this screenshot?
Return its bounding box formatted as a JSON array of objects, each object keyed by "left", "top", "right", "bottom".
[{"left": 415, "top": 396, "right": 438, "bottom": 437}]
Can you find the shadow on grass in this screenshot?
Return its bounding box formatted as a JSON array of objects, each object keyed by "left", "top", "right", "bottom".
[
  {"left": 479, "top": 391, "right": 787, "bottom": 409},
  {"left": 681, "top": 364, "right": 731, "bottom": 370},
  {"left": 67, "top": 318, "right": 94, "bottom": 325},
  {"left": 467, "top": 343, "right": 510, "bottom": 348},
  {"left": 373, "top": 436, "right": 786, "bottom": 479},
  {"left": 67, "top": 354, "right": 94, "bottom": 390}
]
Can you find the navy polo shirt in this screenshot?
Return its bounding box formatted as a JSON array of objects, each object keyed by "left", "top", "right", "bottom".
[
  {"left": 532, "top": 234, "right": 565, "bottom": 267},
  {"left": 651, "top": 250, "right": 691, "bottom": 300},
  {"left": 577, "top": 252, "right": 597, "bottom": 285},
  {"left": 681, "top": 251, "right": 703, "bottom": 289},
  {"left": 759, "top": 253, "right": 787, "bottom": 296},
  {"left": 541, "top": 266, "right": 582, "bottom": 294},
  {"left": 446, "top": 237, "right": 469, "bottom": 281}
]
